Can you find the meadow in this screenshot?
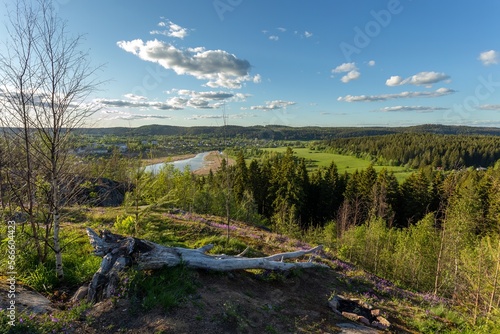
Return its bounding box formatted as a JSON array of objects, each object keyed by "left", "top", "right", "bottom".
[{"left": 262, "top": 147, "right": 413, "bottom": 182}]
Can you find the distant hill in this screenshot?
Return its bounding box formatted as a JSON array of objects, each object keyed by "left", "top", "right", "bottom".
[{"left": 75, "top": 124, "right": 500, "bottom": 139}]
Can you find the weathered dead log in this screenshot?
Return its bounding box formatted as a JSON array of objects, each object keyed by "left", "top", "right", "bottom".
[{"left": 85, "top": 228, "right": 325, "bottom": 302}]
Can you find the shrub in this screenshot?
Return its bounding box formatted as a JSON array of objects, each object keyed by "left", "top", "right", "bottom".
[{"left": 113, "top": 215, "right": 135, "bottom": 235}]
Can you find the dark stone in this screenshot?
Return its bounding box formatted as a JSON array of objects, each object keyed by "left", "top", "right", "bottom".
[{"left": 64, "top": 177, "right": 129, "bottom": 207}]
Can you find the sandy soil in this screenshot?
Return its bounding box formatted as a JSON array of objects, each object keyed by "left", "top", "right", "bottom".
[{"left": 193, "top": 151, "right": 235, "bottom": 175}]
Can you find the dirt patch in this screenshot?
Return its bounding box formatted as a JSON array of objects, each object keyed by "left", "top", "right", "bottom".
[{"left": 71, "top": 268, "right": 353, "bottom": 334}]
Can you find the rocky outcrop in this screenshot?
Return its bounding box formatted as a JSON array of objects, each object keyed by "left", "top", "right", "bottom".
[
  {"left": 0, "top": 282, "right": 55, "bottom": 315},
  {"left": 329, "top": 295, "right": 391, "bottom": 331},
  {"left": 64, "top": 177, "right": 129, "bottom": 207}
]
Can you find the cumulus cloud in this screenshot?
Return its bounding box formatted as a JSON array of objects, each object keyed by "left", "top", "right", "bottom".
[
  {"left": 375, "top": 106, "right": 449, "bottom": 113},
  {"left": 269, "top": 35, "right": 279, "bottom": 41},
  {"left": 333, "top": 62, "right": 356, "bottom": 73},
  {"left": 277, "top": 27, "right": 287, "bottom": 32},
  {"left": 174, "top": 89, "right": 250, "bottom": 109},
  {"left": 385, "top": 75, "right": 404, "bottom": 86},
  {"left": 101, "top": 110, "right": 172, "bottom": 121},
  {"left": 341, "top": 70, "right": 360, "bottom": 83},
  {"left": 368, "top": 60, "right": 376, "bottom": 66},
  {"left": 123, "top": 93, "right": 147, "bottom": 101},
  {"left": 150, "top": 19, "right": 189, "bottom": 39},
  {"left": 385, "top": 71, "right": 450, "bottom": 87},
  {"left": 95, "top": 98, "right": 182, "bottom": 110},
  {"left": 250, "top": 100, "right": 296, "bottom": 111},
  {"left": 332, "top": 62, "right": 360, "bottom": 83},
  {"left": 178, "top": 90, "right": 234, "bottom": 100},
  {"left": 186, "top": 114, "right": 223, "bottom": 120},
  {"left": 117, "top": 39, "right": 257, "bottom": 89},
  {"left": 478, "top": 50, "right": 498, "bottom": 66},
  {"left": 304, "top": 31, "right": 313, "bottom": 38},
  {"left": 338, "top": 87, "right": 456, "bottom": 102},
  {"left": 186, "top": 112, "right": 257, "bottom": 121},
  {"left": 478, "top": 104, "right": 500, "bottom": 110}
]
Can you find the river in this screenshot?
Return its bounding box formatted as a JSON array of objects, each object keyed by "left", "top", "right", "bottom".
[{"left": 144, "top": 152, "right": 210, "bottom": 174}]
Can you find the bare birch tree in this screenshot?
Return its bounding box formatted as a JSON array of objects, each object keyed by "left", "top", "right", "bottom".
[{"left": 0, "top": 0, "right": 102, "bottom": 279}]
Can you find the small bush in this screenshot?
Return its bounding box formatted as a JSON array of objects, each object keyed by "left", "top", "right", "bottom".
[
  {"left": 22, "top": 264, "right": 57, "bottom": 293},
  {"left": 113, "top": 215, "right": 135, "bottom": 235}
]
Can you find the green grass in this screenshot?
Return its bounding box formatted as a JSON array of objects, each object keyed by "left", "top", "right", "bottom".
[
  {"left": 262, "top": 147, "right": 413, "bottom": 182},
  {"left": 125, "top": 264, "right": 197, "bottom": 311}
]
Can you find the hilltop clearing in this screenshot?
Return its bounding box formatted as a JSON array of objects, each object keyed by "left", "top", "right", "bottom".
[{"left": 1, "top": 209, "right": 463, "bottom": 333}]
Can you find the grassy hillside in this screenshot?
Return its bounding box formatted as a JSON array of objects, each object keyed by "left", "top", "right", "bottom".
[{"left": 0, "top": 207, "right": 476, "bottom": 333}]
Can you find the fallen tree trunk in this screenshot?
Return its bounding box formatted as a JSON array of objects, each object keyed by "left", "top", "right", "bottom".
[{"left": 85, "top": 228, "right": 325, "bottom": 302}]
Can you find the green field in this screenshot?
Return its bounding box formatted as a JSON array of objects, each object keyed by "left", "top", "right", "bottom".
[{"left": 263, "top": 147, "right": 413, "bottom": 182}]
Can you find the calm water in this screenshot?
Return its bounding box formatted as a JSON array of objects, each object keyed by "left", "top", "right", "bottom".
[{"left": 145, "top": 152, "right": 210, "bottom": 174}]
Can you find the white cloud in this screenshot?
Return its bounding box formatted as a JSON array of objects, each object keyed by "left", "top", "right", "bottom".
[
  {"left": 166, "top": 89, "right": 250, "bottom": 109},
  {"left": 338, "top": 87, "right": 456, "bottom": 102},
  {"left": 123, "top": 93, "right": 147, "bottom": 101},
  {"left": 277, "top": 27, "right": 287, "bottom": 32},
  {"left": 368, "top": 60, "right": 375, "bottom": 66},
  {"left": 332, "top": 62, "right": 360, "bottom": 83},
  {"left": 250, "top": 100, "right": 296, "bottom": 111},
  {"left": 95, "top": 98, "right": 183, "bottom": 110},
  {"left": 269, "top": 35, "right": 279, "bottom": 41},
  {"left": 117, "top": 39, "right": 257, "bottom": 89},
  {"left": 341, "top": 70, "right": 360, "bottom": 83},
  {"left": 187, "top": 112, "right": 257, "bottom": 121},
  {"left": 478, "top": 50, "right": 498, "bottom": 66},
  {"left": 304, "top": 31, "right": 313, "bottom": 38},
  {"left": 478, "top": 104, "right": 500, "bottom": 110},
  {"left": 332, "top": 62, "right": 357, "bottom": 73},
  {"left": 100, "top": 110, "right": 172, "bottom": 121},
  {"left": 376, "top": 106, "right": 449, "bottom": 113},
  {"left": 385, "top": 75, "right": 403, "bottom": 86},
  {"left": 97, "top": 90, "right": 239, "bottom": 111},
  {"left": 178, "top": 90, "right": 234, "bottom": 100},
  {"left": 150, "top": 19, "right": 189, "bottom": 39},
  {"left": 385, "top": 71, "right": 450, "bottom": 87}
]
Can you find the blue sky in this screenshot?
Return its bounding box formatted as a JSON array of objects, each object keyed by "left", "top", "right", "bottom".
[{"left": 6, "top": 0, "right": 500, "bottom": 128}]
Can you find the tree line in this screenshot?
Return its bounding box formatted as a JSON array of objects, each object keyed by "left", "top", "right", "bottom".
[{"left": 323, "top": 133, "right": 500, "bottom": 170}]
